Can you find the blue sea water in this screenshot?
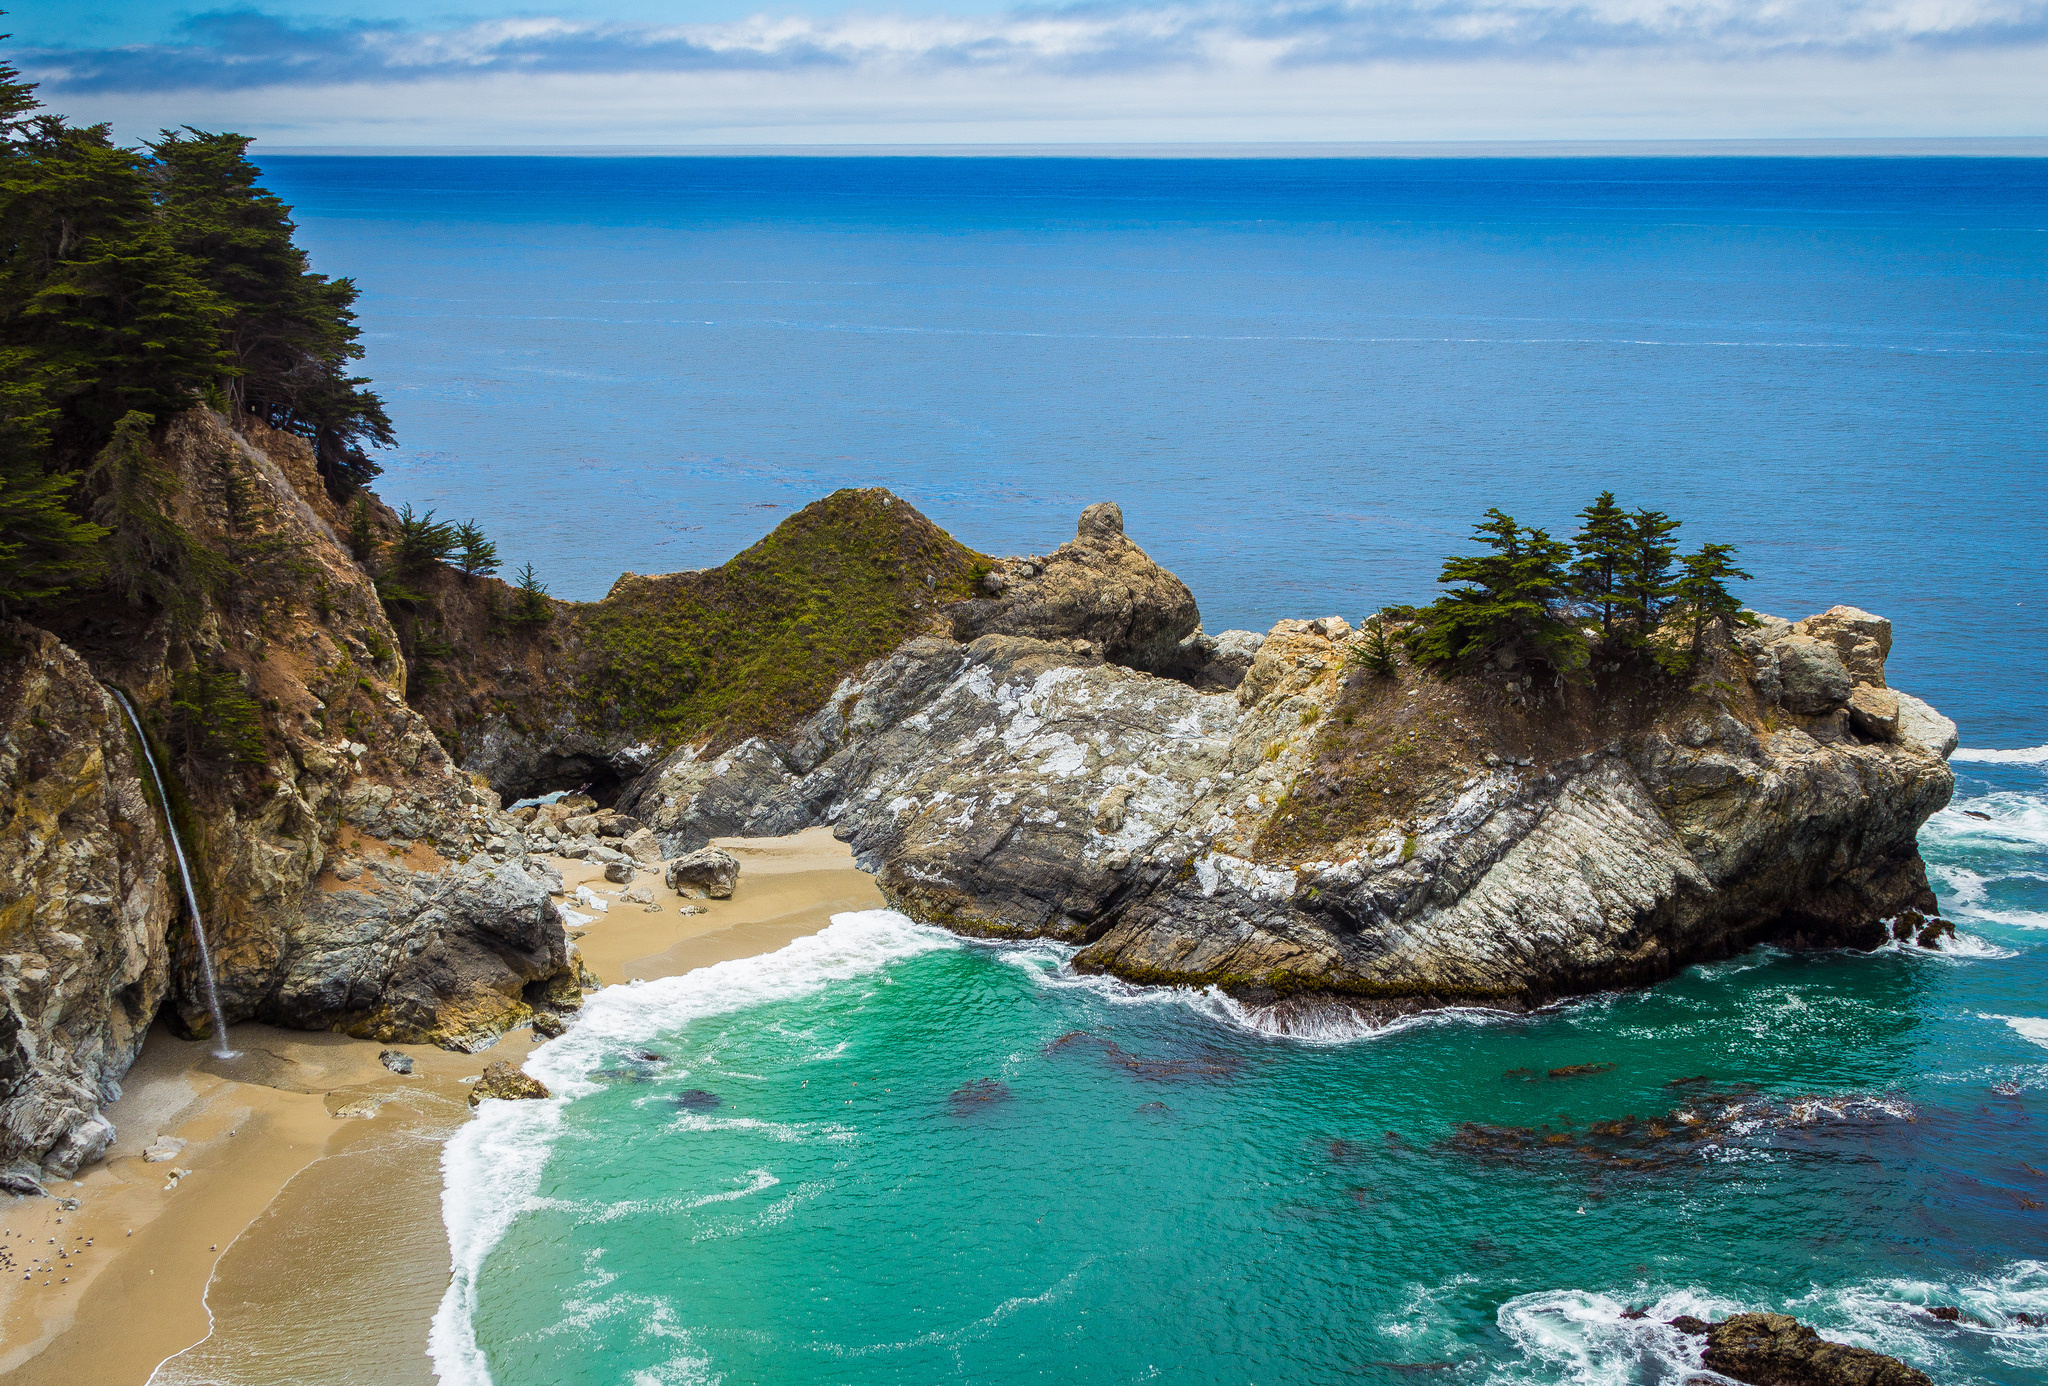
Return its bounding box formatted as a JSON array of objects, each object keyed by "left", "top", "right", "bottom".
[{"left": 247, "top": 157, "right": 2048, "bottom": 1385}]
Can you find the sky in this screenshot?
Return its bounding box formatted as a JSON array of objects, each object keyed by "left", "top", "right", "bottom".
[{"left": 8, "top": 0, "right": 2046, "bottom": 146}]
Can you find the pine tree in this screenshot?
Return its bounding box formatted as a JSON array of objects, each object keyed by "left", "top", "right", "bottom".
[
  {"left": 347, "top": 496, "right": 380, "bottom": 564},
  {"left": 1569, "top": 491, "right": 1631, "bottom": 634},
  {"left": 1614, "top": 507, "right": 1681, "bottom": 635},
  {"left": 1404, "top": 509, "right": 1585, "bottom": 677},
  {"left": 1347, "top": 611, "right": 1401, "bottom": 679},
  {"left": 511, "top": 561, "right": 552, "bottom": 625},
  {"left": 389, "top": 502, "right": 456, "bottom": 577},
  {"left": 453, "top": 520, "right": 499, "bottom": 581}
]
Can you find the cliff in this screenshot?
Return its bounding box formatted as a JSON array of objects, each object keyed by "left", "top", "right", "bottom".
[
  {"left": 0, "top": 411, "right": 577, "bottom": 1181},
  {"left": 623, "top": 502, "right": 1956, "bottom": 1020}
]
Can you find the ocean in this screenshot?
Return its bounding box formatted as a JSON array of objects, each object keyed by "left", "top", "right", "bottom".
[{"left": 254, "top": 156, "right": 2047, "bottom": 1385}]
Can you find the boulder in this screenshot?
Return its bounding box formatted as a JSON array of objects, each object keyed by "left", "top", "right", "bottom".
[
  {"left": 378, "top": 1049, "right": 414, "bottom": 1074},
  {"left": 1776, "top": 635, "right": 1853, "bottom": 714},
  {"left": 946, "top": 503, "right": 1200, "bottom": 674},
  {"left": 1796, "top": 606, "right": 1892, "bottom": 687},
  {"left": 1685, "top": 1311, "right": 1933, "bottom": 1386},
  {"left": 603, "top": 859, "right": 637, "bottom": 884},
  {"left": 621, "top": 828, "right": 664, "bottom": 866},
  {"left": 468, "top": 1060, "right": 550, "bottom": 1105},
  {"left": 1847, "top": 685, "right": 1901, "bottom": 741},
  {"left": 530, "top": 1012, "right": 566, "bottom": 1039},
  {"left": 666, "top": 847, "right": 741, "bottom": 899}
]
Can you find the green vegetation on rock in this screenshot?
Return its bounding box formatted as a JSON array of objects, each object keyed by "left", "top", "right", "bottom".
[{"left": 576, "top": 488, "right": 988, "bottom": 751}]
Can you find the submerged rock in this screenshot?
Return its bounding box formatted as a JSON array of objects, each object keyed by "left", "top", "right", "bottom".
[
  {"left": 675, "top": 1089, "right": 721, "bottom": 1111},
  {"left": 469, "top": 1061, "right": 550, "bottom": 1105}
]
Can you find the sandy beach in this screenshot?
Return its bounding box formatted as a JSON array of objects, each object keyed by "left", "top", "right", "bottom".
[{"left": 0, "top": 828, "right": 880, "bottom": 1385}]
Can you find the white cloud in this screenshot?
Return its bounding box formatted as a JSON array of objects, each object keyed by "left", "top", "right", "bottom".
[{"left": 19, "top": 3, "right": 2047, "bottom": 143}]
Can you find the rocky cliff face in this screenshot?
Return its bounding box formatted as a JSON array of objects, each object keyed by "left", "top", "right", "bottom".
[
  {"left": 0, "top": 410, "right": 577, "bottom": 1179},
  {"left": 0, "top": 626, "right": 175, "bottom": 1178},
  {"left": 627, "top": 505, "right": 1955, "bottom": 1021}
]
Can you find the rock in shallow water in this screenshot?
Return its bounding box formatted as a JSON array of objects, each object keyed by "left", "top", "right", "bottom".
[
  {"left": 379, "top": 1049, "right": 414, "bottom": 1074},
  {"left": 1673, "top": 1312, "right": 1934, "bottom": 1386},
  {"left": 469, "top": 1061, "right": 550, "bottom": 1105}
]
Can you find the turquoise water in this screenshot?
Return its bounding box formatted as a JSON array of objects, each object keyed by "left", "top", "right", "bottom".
[
  {"left": 248, "top": 155, "right": 2048, "bottom": 1382},
  {"left": 435, "top": 771, "right": 2048, "bottom": 1386}
]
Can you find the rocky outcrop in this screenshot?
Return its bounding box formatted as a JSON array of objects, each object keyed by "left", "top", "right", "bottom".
[
  {"left": 0, "top": 409, "right": 582, "bottom": 1176},
  {"left": 626, "top": 506, "right": 1955, "bottom": 1017},
  {"left": 946, "top": 503, "right": 1201, "bottom": 674},
  {"left": 0, "top": 625, "right": 176, "bottom": 1179},
  {"left": 1674, "top": 1312, "right": 1933, "bottom": 1386}
]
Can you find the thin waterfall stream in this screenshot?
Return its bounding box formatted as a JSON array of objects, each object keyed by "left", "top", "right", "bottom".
[{"left": 110, "top": 687, "right": 236, "bottom": 1059}]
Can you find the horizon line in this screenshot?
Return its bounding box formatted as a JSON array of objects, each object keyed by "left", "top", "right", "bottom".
[{"left": 254, "top": 136, "right": 2048, "bottom": 159}]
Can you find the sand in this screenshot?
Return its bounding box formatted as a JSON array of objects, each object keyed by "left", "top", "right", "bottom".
[{"left": 0, "top": 828, "right": 882, "bottom": 1385}]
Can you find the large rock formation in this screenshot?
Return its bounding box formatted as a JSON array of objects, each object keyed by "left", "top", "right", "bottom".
[
  {"left": 627, "top": 506, "right": 1955, "bottom": 1017},
  {"left": 0, "top": 626, "right": 176, "bottom": 1177},
  {"left": 0, "top": 410, "right": 579, "bottom": 1180}
]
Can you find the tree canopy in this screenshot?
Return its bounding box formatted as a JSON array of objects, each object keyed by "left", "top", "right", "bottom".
[
  {"left": 1403, "top": 497, "right": 1751, "bottom": 679},
  {"left": 0, "top": 41, "right": 395, "bottom": 611}
]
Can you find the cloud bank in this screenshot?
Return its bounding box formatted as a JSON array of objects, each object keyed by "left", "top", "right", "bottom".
[{"left": 16, "top": 3, "right": 2047, "bottom": 143}]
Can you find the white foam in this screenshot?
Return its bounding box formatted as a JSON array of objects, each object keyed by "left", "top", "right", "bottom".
[
  {"left": 1924, "top": 792, "right": 2048, "bottom": 851},
  {"left": 1982, "top": 1015, "right": 2048, "bottom": 1050},
  {"left": 1953, "top": 745, "right": 2048, "bottom": 765},
  {"left": 525, "top": 910, "right": 955, "bottom": 1097},
  {"left": 429, "top": 1096, "right": 564, "bottom": 1386},
  {"left": 996, "top": 936, "right": 1526, "bottom": 1045},
  {"left": 1489, "top": 1287, "right": 1743, "bottom": 1385},
  {"left": 429, "top": 909, "right": 953, "bottom": 1386},
  {"left": 1791, "top": 1260, "right": 2048, "bottom": 1378}
]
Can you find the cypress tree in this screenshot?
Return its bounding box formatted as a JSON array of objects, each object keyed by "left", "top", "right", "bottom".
[
  {"left": 453, "top": 520, "right": 499, "bottom": 581},
  {"left": 1569, "top": 491, "right": 1631, "bottom": 634},
  {"left": 148, "top": 129, "right": 393, "bottom": 497},
  {"left": 0, "top": 119, "right": 229, "bottom": 461},
  {"left": 0, "top": 443, "right": 104, "bottom": 611},
  {"left": 1662, "top": 542, "right": 1754, "bottom": 669},
  {"left": 84, "top": 409, "right": 226, "bottom": 620},
  {"left": 1614, "top": 507, "right": 1681, "bottom": 634},
  {"left": 1404, "top": 508, "right": 1585, "bottom": 677}
]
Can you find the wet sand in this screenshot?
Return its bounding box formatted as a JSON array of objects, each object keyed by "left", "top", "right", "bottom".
[{"left": 0, "top": 828, "right": 881, "bottom": 1385}]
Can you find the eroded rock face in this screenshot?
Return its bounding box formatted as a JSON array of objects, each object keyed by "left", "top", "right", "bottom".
[
  {"left": 946, "top": 502, "right": 1200, "bottom": 675},
  {"left": 628, "top": 509, "right": 1954, "bottom": 1018},
  {"left": 0, "top": 410, "right": 582, "bottom": 1174},
  {"left": 0, "top": 626, "right": 176, "bottom": 1179}
]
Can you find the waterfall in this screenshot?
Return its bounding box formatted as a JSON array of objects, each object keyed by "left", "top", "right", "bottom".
[{"left": 109, "top": 688, "right": 236, "bottom": 1059}]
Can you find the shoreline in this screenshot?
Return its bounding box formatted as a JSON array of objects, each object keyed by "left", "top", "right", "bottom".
[{"left": 0, "top": 828, "right": 880, "bottom": 1385}]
